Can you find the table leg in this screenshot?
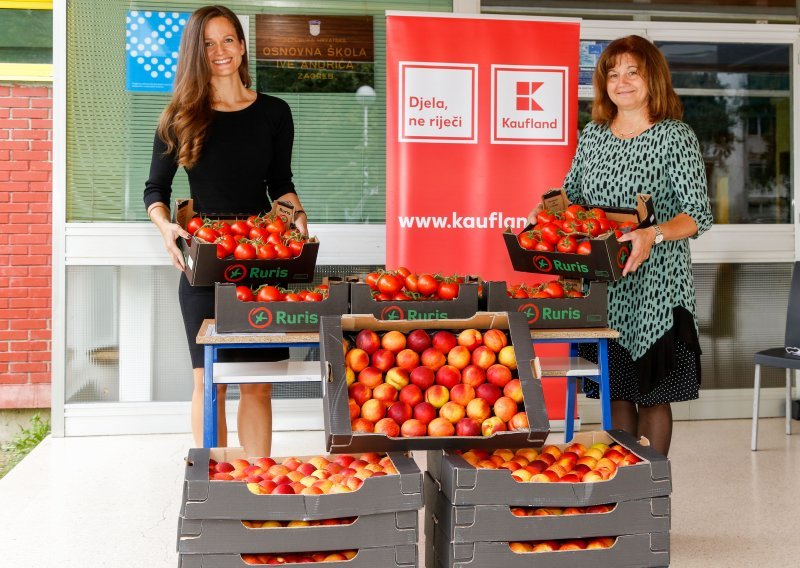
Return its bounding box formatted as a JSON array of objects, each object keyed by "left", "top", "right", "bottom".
[
  {"left": 598, "top": 338, "right": 612, "bottom": 430},
  {"left": 203, "top": 345, "right": 216, "bottom": 448},
  {"left": 563, "top": 342, "right": 579, "bottom": 442}
]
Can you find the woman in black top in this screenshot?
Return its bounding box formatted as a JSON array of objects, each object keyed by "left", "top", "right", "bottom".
[{"left": 144, "top": 5, "right": 307, "bottom": 456}]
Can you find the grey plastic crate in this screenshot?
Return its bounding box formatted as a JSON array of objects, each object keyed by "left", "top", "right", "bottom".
[
  {"left": 179, "top": 544, "right": 418, "bottom": 567},
  {"left": 426, "top": 430, "right": 671, "bottom": 507},
  {"left": 319, "top": 311, "right": 550, "bottom": 453},
  {"left": 178, "top": 509, "right": 418, "bottom": 554},
  {"left": 428, "top": 479, "right": 670, "bottom": 543},
  {"left": 182, "top": 448, "right": 423, "bottom": 520},
  {"left": 432, "top": 531, "right": 668, "bottom": 568}
]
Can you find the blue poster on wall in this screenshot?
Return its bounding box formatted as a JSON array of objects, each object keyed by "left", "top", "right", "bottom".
[{"left": 125, "top": 11, "right": 189, "bottom": 93}]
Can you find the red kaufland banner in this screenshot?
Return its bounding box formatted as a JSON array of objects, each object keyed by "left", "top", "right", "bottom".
[{"left": 386, "top": 12, "right": 580, "bottom": 420}]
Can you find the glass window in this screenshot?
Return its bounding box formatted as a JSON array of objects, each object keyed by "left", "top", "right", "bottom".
[
  {"left": 578, "top": 40, "right": 791, "bottom": 224},
  {"left": 0, "top": 9, "right": 52, "bottom": 64}
]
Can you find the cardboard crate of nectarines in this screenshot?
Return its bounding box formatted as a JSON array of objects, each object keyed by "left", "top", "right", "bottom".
[
  {"left": 349, "top": 281, "right": 480, "bottom": 321},
  {"left": 503, "top": 190, "right": 656, "bottom": 282},
  {"left": 175, "top": 198, "right": 319, "bottom": 286},
  {"left": 178, "top": 509, "right": 417, "bottom": 554},
  {"left": 178, "top": 543, "right": 418, "bottom": 568},
  {"left": 429, "top": 531, "right": 669, "bottom": 568},
  {"left": 181, "top": 448, "right": 423, "bottom": 521},
  {"left": 427, "top": 482, "right": 669, "bottom": 545},
  {"left": 214, "top": 281, "right": 350, "bottom": 333},
  {"left": 319, "top": 311, "right": 550, "bottom": 453},
  {"left": 426, "top": 429, "right": 670, "bottom": 507},
  {"left": 485, "top": 280, "right": 607, "bottom": 329}
]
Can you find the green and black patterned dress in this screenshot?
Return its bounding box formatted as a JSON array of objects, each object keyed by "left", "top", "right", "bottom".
[{"left": 564, "top": 119, "right": 713, "bottom": 405}]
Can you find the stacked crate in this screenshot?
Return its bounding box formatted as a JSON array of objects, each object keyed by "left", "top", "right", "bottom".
[
  {"left": 424, "top": 429, "right": 672, "bottom": 567},
  {"left": 177, "top": 447, "right": 422, "bottom": 567}
]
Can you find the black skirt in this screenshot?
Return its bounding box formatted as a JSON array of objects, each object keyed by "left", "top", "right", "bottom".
[{"left": 178, "top": 273, "right": 288, "bottom": 369}]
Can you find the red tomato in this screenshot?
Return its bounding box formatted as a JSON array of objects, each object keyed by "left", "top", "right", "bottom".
[
  {"left": 215, "top": 234, "right": 237, "bottom": 256},
  {"left": 233, "top": 242, "right": 256, "bottom": 260},
  {"left": 305, "top": 291, "right": 323, "bottom": 302},
  {"left": 576, "top": 240, "right": 593, "bottom": 255},
  {"left": 404, "top": 273, "right": 419, "bottom": 293},
  {"left": 256, "top": 244, "right": 276, "bottom": 259},
  {"left": 518, "top": 230, "right": 537, "bottom": 250},
  {"left": 266, "top": 217, "right": 286, "bottom": 234},
  {"left": 512, "top": 288, "right": 529, "bottom": 299},
  {"left": 274, "top": 243, "right": 292, "bottom": 259},
  {"left": 284, "top": 292, "right": 302, "bottom": 302},
  {"left": 564, "top": 204, "right": 586, "bottom": 221},
  {"left": 416, "top": 274, "right": 439, "bottom": 297},
  {"left": 246, "top": 215, "right": 260, "bottom": 228},
  {"left": 195, "top": 226, "right": 219, "bottom": 243},
  {"left": 377, "top": 273, "right": 404, "bottom": 296},
  {"left": 236, "top": 286, "right": 254, "bottom": 302},
  {"left": 257, "top": 285, "right": 284, "bottom": 302},
  {"left": 556, "top": 235, "right": 578, "bottom": 254},
  {"left": 542, "top": 281, "right": 565, "bottom": 298},
  {"left": 588, "top": 207, "right": 606, "bottom": 219},
  {"left": 534, "top": 240, "right": 554, "bottom": 252},
  {"left": 365, "top": 272, "right": 381, "bottom": 291},
  {"left": 566, "top": 289, "right": 583, "bottom": 298},
  {"left": 561, "top": 220, "right": 583, "bottom": 234},
  {"left": 230, "top": 220, "right": 251, "bottom": 237},
  {"left": 393, "top": 291, "right": 411, "bottom": 301},
  {"left": 212, "top": 221, "right": 232, "bottom": 236},
  {"left": 582, "top": 218, "right": 601, "bottom": 237},
  {"left": 597, "top": 218, "right": 612, "bottom": 233},
  {"left": 437, "top": 281, "right": 459, "bottom": 300},
  {"left": 249, "top": 227, "right": 270, "bottom": 241},
  {"left": 540, "top": 222, "right": 562, "bottom": 245},
  {"left": 395, "top": 266, "right": 411, "bottom": 278},
  {"left": 216, "top": 244, "right": 229, "bottom": 259},
  {"left": 617, "top": 221, "right": 637, "bottom": 234},
  {"left": 536, "top": 209, "right": 557, "bottom": 225},
  {"left": 287, "top": 239, "right": 304, "bottom": 257},
  {"left": 187, "top": 216, "right": 204, "bottom": 235}
]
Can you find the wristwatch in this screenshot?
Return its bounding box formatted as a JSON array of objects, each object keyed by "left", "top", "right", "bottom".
[{"left": 653, "top": 224, "right": 664, "bottom": 245}]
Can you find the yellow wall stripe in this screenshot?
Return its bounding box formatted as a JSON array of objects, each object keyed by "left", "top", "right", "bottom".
[
  {"left": 0, "top": 1, "right": 52, "bottom": 9},
  {"left": 0, "top": 62, "right": 53, "bottom": 81}
]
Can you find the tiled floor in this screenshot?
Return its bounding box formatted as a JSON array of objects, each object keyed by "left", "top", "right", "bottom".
[{"left": 1, "top": 418, "right": 798, "bottom": 567}]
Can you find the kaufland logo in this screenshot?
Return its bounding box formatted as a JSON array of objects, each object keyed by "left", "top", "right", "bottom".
[{"left": 492, "top": 65, "right": 568, "bottom": 145}]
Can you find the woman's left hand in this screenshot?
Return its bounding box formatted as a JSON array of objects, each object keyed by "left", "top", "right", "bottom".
[
  {"left": 276, "top": 193, "right": 309, "bottom": 236},
  {"left": 617, "top": 226, "right": 656, "bottom": 277}
]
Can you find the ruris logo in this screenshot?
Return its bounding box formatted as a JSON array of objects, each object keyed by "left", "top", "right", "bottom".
[
  {"left": 380, "top": 305, "right": 405, "bottom": 321},
  {"left": 248, "top": 307, "right": 273, "bottom": 329},
  {"left": 616, "top": 245, "right": 630, "bottom": 269},
  {"left": 518, "top": 303, "right": 540, "bottom": 325},
  {"left": 492, "top": 65, "right": 568, "bottom": 145},
  {"left": 533, "top": 255, "right": 554, "bottom": 273},
  {"left": 224, "top": 263, "right": 247, "bottom": 282}
]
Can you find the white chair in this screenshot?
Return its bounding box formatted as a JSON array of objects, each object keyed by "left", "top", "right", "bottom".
[{"left": 751, "top": 261, "right": 800, "bottom": 450}]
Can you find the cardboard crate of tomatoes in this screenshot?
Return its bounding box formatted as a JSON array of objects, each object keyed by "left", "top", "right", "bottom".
[
  {"left": 485, "top": 280, "right": 607, "bottom": 329},
  {"left": 214, "top": 281, "right": 350, "bottom": 333},
  {"left": 349, "top": 269, "right": 480, "bottom": 321},
  {"left": 175, "top": 198, "right": 319, "bottom": 286},
  {"left": 319, "top": 311, "right": 549, "bottom": 453},
  {"left": 503, "top": 189, "right": 656, "bottom": 281}
]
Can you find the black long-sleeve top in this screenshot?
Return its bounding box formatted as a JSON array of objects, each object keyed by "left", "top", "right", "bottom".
[{"left": 143, "top": 92, "right": 296, "bottom": 217}]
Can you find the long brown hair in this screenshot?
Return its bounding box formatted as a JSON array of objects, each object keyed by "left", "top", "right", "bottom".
[
  {"left": 591, "top": 35, "right": 683, "bottom": 125},
  {"left": 156, "top": 5, "right": 251, "bottom": 169}
]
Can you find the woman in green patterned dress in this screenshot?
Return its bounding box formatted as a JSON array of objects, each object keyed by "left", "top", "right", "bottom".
[{"left": 532, "top": 36, "right": 712, "bottom": 456}]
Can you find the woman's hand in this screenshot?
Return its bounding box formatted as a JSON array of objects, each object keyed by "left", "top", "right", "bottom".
[
  {"left": 148, "top": 204, "right": 190, "bottom": 270},
  {"left": 617, "top": 226, "right": 656, "bottom": 276},
  {"left": 526, "top": 203, "right": 543, "bottom": 227},
  {"left": 276, "top": 193, "right": 309, "bottom": 236}
]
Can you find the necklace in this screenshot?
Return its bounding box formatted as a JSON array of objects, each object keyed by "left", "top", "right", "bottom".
[{"left": 611, "top": 119, "right": 646, "bottom": 138}]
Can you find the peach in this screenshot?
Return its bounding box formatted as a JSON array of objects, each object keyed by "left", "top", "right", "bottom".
[
  {"left": 254, "top": 457, "right": 275, "bottom": 470},
  {"left": 298, "top": 475, "right": 317, "bottom": 487},
  {"left": 432, "top": 330, "right": 458, "bottom": 353},
  {"left": 345, "top": 366, "right": 355, "bottom": 386},
  {"left": 300, "top": 486, "right": 323, "bottom": 495},
  {"left": 374, "top": 417, "right": 400, "bottom": 437},
  {"left": 271, "top": 483, "right": 295, "bottom": 494},
  {"left": 215, "top": 462, "right": 235, "bottom": 474},
  {"left": 455, "top": 417, "right": 482, "bottom": 436},
  {"left": 406, "top": 329, "right": 431, "bottom": 353},
  {"left": 324, "top": 462, "right": 343, "bottom": 474},
  {"left": 541, "top": 445, "right": 562, "bottom": 459},
  {"left": 603, "top": 449, "right": 626, "bottom": 464},
  {"left": 297, "top": 462, "right": 317, "bottom": 477},
  {"left": 560, "top": 473, "right": 581, "bottom": 483},
  {"left": 267, "top": 464, "right": 290, "bottom": 477},
  {"left": 385, "top": 366, "right": 410, "bottom": 390},
  {"left": 348, "top": 383, "right": 372, "bottom": 406},
  {"left": 446, "top": 345, "right": 472, "bottom": 369},
  {"left": 428, "top": 416, "right": 456, "bottom": 437},
  {"left": 461, "top": 364, "right": 486, "bottom": 388},
  {"left": 508, "top": 411, "right": 529, "bottom": 431},
  {"left": 360, "top": 399, "right": 386, "bottom": 422},
  {"left": 435, "top": 365, "right": 462, "bottom": 389},
  {"left": 424, "top": 384, "right": 450, "bottom": 408},
  {"left": 503, "top": 379, "right": 524, "bottom": 404},
  {"left": 351, "top": 417, "right": 374, "bottom": 433},
  {"left": 372, "top": 382, "right": 399, "bottom": 403},
  {"left": 497, "top": 345, "right": 517, "bottom": 369},
  {"left": 413, "top": 401, "right": 437, "bottom": 425},
  {"left": 475, "top": 382, "right": 502, "bottom": 406},
  {"left": 493, "top": 448, "right": 514, "bottom": 462},
  {"left": 399, "top": 384, "right": 423, "bottom": 407},
  {"left": 466, "top": 395, "right": 492, "bottom": 422},
  {"left": 511, "top": 468, "right": 533, "bottom": 482},
  {"left": 471, "top": 345, "right": 496, "bottom": 370},
  {"left": 586, "top": 537, "right": 615, "bottom": 550},
  {"left": 420, "top": 348, "right": 446, "bottom": 371},
  {"left": 323, "top": 553, "right": 347, "bottom": 562},
  {"left": 212, "top": 472, "right": 234, "bottom": 481},
  {"left": 328, "top": 483, "right": 351, "bottom": 493},
  {"left": 581, "top": 470, "right": 606, "bottom": 483},
  {"left": 257, "top": 479, "right": 277, "bottom": 493},
  {"left": 395, "top": 348, "right": 420, "bottom": 372},
  {"left": 409, "top": 366, "right": 435, "bottom": 390},
  {"left": 499, "top": 460, "right": 520, "bottom": 472},
  {"left": 440, "top": 401, "right": 466, "bottom": 424},
  {"left": 281, "top": 457, "right": 302, "bottom": 471},
  {"left": 400, "top": 418, "right": 427, "bottom": 437},
  {"left": 515, "top": 448, "right": 539, "bottom": 462},
  {"left": 531, "top": 541, "right": 558, "bottom": 552},
  {"left": 476, "top": 459, "right": 498, "bottom": 469},
  {"left": 564, "top": 442, "right": 587, "bottom": 456},
  {"left": 311, "top": 469, "right": 331, "bottom": 480},
  {"left": 509, "top": 542, "right": 534, "bottom": 553},
  {"left": 231, "top": 458, "right": 251, "bottom": 471},
  {"left": 482, "top": 329, "right": 508, "bottom": 353},
  {"left": 345, "top": 348, "right": 370, "bottom": 373},
  {"left": 387, "top": 401, "right": 412, "bottom": 425},
  {"left": 584, "top": 447, "right": 604, "bottom": 460},
  {"left": 457, "top": 328, "right": 483, "bottom": 351},
  {"left": 371, "top": 348, "right": 395, "bottom": 372},
  {"left": 357, "top": 366, "right": 383, "bottom": 388},
  {"left": 595, "top": 458, "right": 618, "bottom": 474},
  {"left": 621, "top": 453, "right": 642, "bottom": 466},
  {"left": 449, "top": 383, "right": 475, "bottom": 406},
  {"left": 355, "top": 329, "right": 381, "bottom": 355},
  {"left": 481, "top": 416, "right": 507, "bottom": 437},
  {"left": 333, "top": 455, "right": 355, "bottom": 468},
  {"left": 381, "top": 330, "right": 406, "bottom": 353},
  {"left": 486, "top": 364, "right": 513, "bottom": 388}
]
